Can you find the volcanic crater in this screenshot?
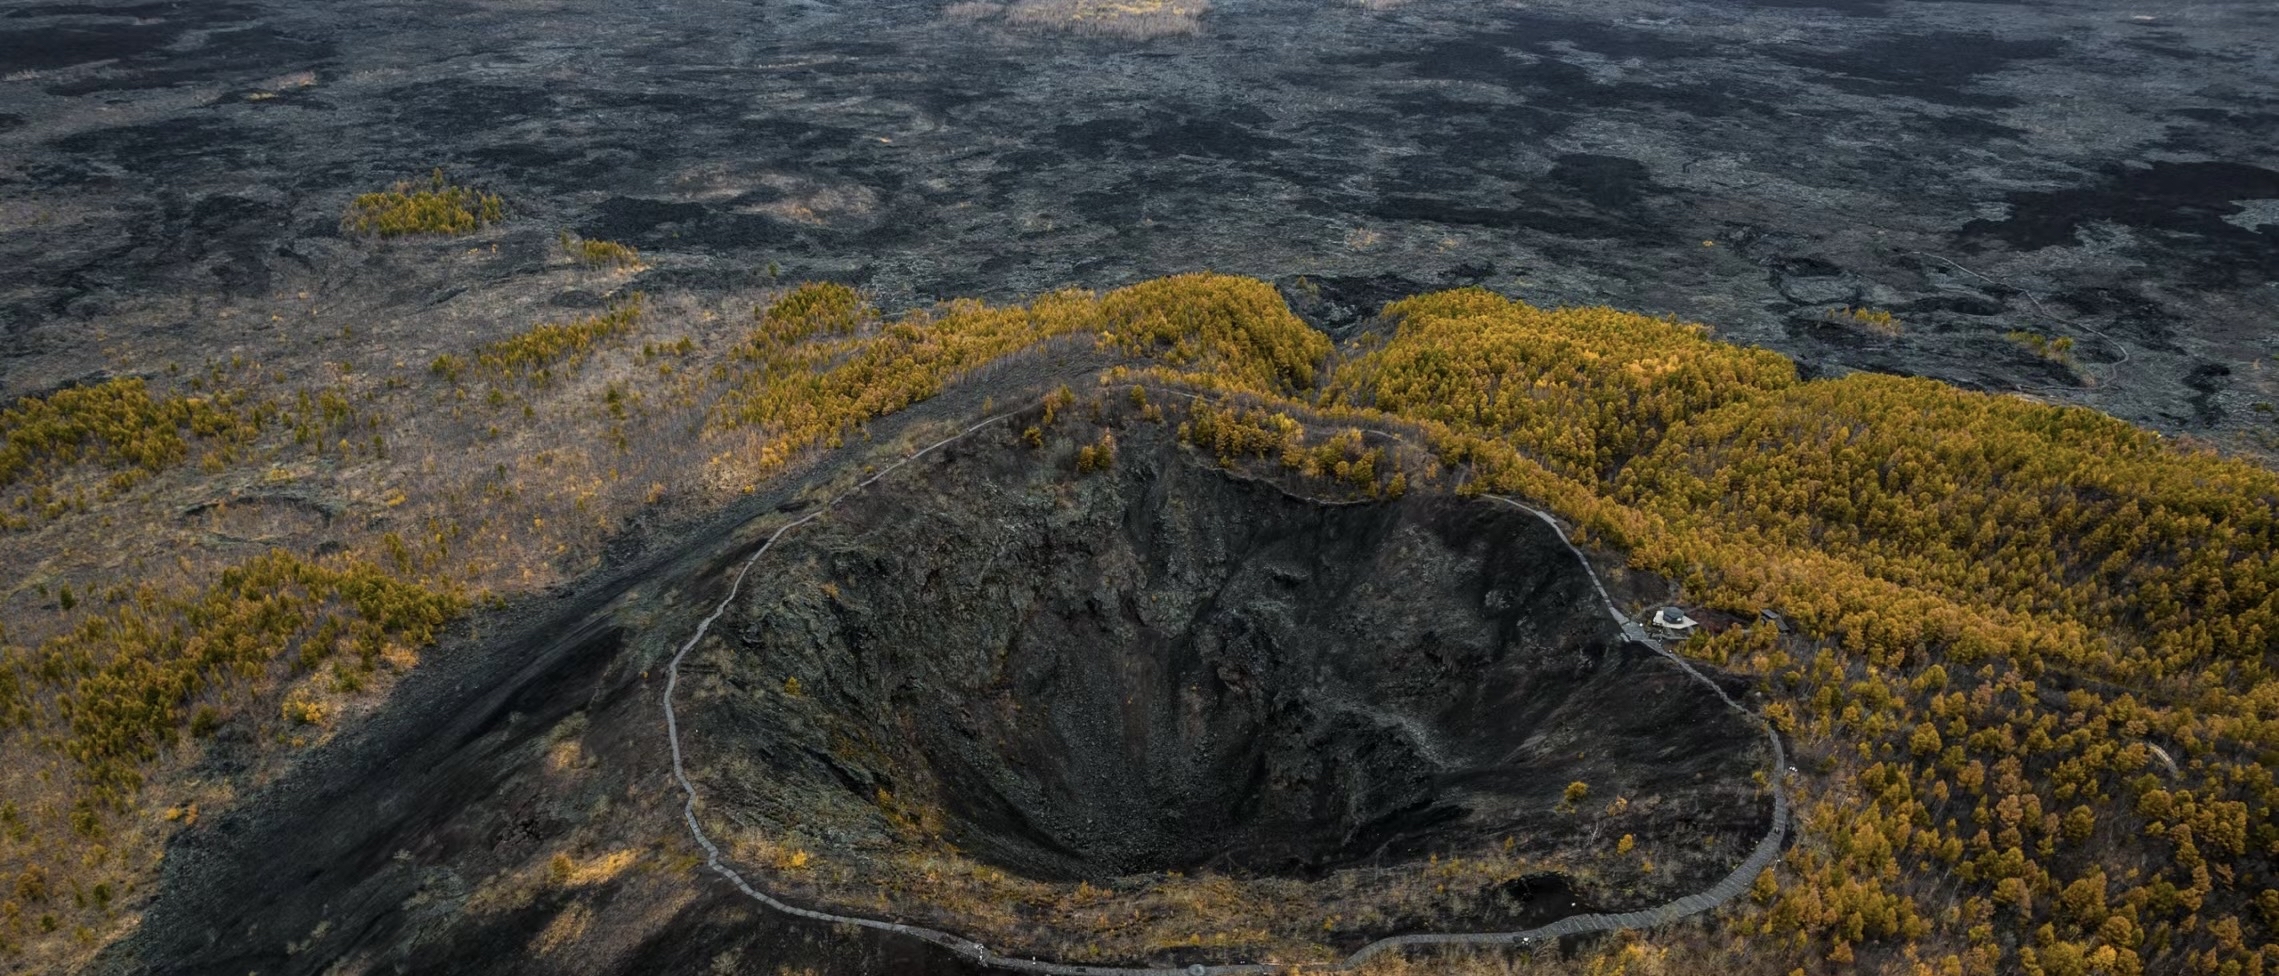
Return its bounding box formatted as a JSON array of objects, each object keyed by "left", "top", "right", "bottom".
[{"left": 672, "top": 413, "right": 1771, "bottom": 954}]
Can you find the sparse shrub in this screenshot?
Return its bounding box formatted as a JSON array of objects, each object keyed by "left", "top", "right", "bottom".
[
  {"left": 281, "top": 697, "right": 327, "bottom": 726},
  {"left": 1074, "top": 431, "right": 1117, "bottom": 473},
  {"left": 1041, "top": 386, "right": 1076, "bottom": 427},
  {"left": 559, "top": 232, "right": 643, "bottom": 269},
  {"left": 2006, "top": 330, "right": 2075, "bottom": 364},
  {"left": 342, "top": 169, "right": 504, "bottom": 237},
  {"left": 1827, "top": 305, "right": 1902, "bottom": 336},
  {"left": 433, "top": 297, "right": 645, "bottom": 389}
]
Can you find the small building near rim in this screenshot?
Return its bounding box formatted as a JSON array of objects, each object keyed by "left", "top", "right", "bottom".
[{"left": 1650, "top": 606, "right": 1698, "bottom": 636}]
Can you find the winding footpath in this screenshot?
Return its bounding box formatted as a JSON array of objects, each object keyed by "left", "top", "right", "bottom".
[{"left": 660, "top": 410, "right": 1793, "bottom": 975}]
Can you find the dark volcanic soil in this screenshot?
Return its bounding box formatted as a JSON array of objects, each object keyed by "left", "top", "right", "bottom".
[{"left": 2, "top": 0, "right": 2277, "bottom": 439}]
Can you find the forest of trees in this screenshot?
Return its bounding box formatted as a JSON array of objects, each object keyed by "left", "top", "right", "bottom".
[
  {"left": 706, "top": 274, "right": 1328, "bottom": 477},
  {"left": 1315, "top": 288, "right": 2278, "bottom": 976}
]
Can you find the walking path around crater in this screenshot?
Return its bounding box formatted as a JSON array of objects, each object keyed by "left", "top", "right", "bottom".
[{"left": 660, "top": 398, "right": 1795, "bottom": 974}]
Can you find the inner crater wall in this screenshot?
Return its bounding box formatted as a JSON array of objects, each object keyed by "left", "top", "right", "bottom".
[{"left": 687, "top": 420, "right": 1766, "bottom": 884}]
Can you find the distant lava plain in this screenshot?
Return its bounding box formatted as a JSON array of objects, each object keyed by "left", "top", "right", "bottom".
[{"left": 3, "top": 0, "right": 2278, "bottom": 442}]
